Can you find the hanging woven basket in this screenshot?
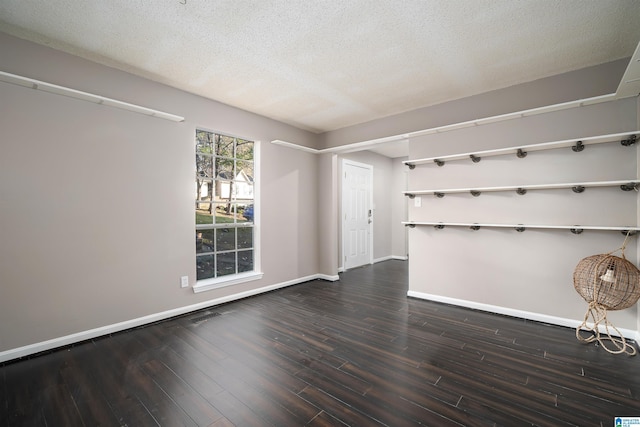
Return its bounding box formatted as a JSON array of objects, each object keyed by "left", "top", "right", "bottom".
[
  {"left": 574, "top": 254, "right": 640, "bottom": 310},
  {"left": 573, "top": 235, "right": 640, "bottom": 355}
]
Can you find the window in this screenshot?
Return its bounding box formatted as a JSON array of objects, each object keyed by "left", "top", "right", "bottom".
[{"left": 195, "top": 130, "right": 259, "bottom": 291}]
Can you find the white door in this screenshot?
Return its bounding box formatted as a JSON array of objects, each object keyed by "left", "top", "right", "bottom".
[{"left": 342, "top": 160, "right": 372, "bottom": 269}]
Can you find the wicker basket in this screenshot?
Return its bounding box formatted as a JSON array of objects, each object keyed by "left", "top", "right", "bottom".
[
  {"left": 573, "top": 245, "right": 640, "bottom": 355},
  {"left": 573, "top": 254, "right": 640, "bottom": 311}
]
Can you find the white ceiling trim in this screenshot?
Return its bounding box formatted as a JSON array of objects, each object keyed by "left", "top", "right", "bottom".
[
  {"left": 271, "top": 92, "right": 619, "bottom": 156},
  {"left": 271, "top": 139, "right": 322, "bottom": 154}
]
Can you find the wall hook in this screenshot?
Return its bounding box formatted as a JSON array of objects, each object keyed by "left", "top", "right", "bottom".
[
  {"left": 470, "top": 155, "right": 481, "bottom": 163},
  {"left": 435, "top": 192, "right": 445, "bottom": 198},
  {"left": 572, "top": 186, "right": 585, "bottom": 193},
  {"left": 434, "top": 159, "right": 445, "bottom": 167},
  {"left": 516, "top": 188, "right": 527, "bottom": 195},
  {"left": 434, "top": 224, "right": 445, "bottom": 229},
  {"left": 620, "top": 183, "right": 638, "bottom": 192},
  {"left": 470, "top": 224, "right": 481, "bottom": 231},
  {"left": 572, "top": 141, "right": 584, "bottom": 152},
  {"left": 406, "top": 163, "right": 416, "bottom": 170},
  {"left": 621, "top": 134, "right": 637, "bottom": 146},
  {"left": 515, "top": 226, "right": 526, "bottom": 232},
  {"left": 407, "top": 223, "right": 416, "bottom": 228},
  {"left": 406, "top": 193, "right": 415, "bottom": 199},
  {"left": 516, "top": 149, "right": 528, "bottom": 158},
  {"left": 570, "top": 228, "right": 584, "bottom": 235},
  {"left": 621, "top": 230, "right": 637, "bottom": 236},
  {"left": 470, "top": 190, "right": 481, "bottom": 197}
]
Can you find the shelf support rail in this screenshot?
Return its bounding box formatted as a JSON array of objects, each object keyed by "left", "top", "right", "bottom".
[
  {"left": 403, "top": 222, "right": 638, "bottom": 236},
  {"left": 620, "top": 183, "right": 639, "bottom": 192},
  {"left": 404, "top": 132, "right": 637, "bottom": 169},
  {"left": 621, "top": 135, "right": 637, "bottom": 146},
  {"left": 402, "top": 180, "right": 640, "bottom": 199}
]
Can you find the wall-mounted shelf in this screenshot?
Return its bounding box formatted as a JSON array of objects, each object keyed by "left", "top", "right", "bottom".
[
  {"left": 0, "top": 70, "right": 185, "bottom": 122},
  {"left": 402, "top": 221, "right": 640, "bottom": 235},
  {"left": 404, "top": 180, "right": 639, "bottom": 198},
  {"left": 403, "top": 131, "right": 637, "bottom": 169}
]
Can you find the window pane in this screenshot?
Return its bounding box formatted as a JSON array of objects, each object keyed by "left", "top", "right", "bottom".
[
  {"left": 216, "top": 228, "right": 235, "bottom": 251},
  {"left": 217, "top": 135, "right": 234, "bottom": 158},
  {"left": 237, "top": 160, "right": 253, "bottom": 176},
  {"left": 213, "top": 203, "right": 235, "bottom": 224},
  {"left": 238, "top": 250, "right": 253, "bottom": 273},
  {"left": 196, "top": 254, "right": 215, "bottom": 280},
  {"left": 216, "top": 180, "right": 236, "bottom": 203},
  {"left": 195, "top": 180, "right": 214, "bottom": 202},
  {"left": 196, "top": 203, "right": 214, "bottom": 225},
  {"left": 196, "top": 131, "right": 213, "bottom": 154},
  {"left": 211, "top": 181, "right": 223, "bottom": 202},
  {"left": 239, "top": 204, "right": 254, "bottom": 224},
  {"left": 226, "top": 203, "right": 243, "bottom": 223},
  {"left": 196, "top": 230, "right": 214, "bottom": 254},
  {"left": 236, "top": 161, "right": 254, "bottom": 201},
  {"left": 196, "top": 154, "right": 213, "bottom": 178},
  {"left": 236, "top": 139, "right": 253, "bottom": 161},
  {"left": 238, "top": 227, "right": 252, "bottom": 249},
  {"left": 217, "top": 252, "right": 236, "bottom": 277},
  {"left": 216, "top": 158, "right": 233, "bottom": 181}
]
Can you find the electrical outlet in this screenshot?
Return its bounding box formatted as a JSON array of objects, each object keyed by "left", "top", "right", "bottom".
[
  {"left": 414, "top": 196, "right": 422, "bottom": 207},
  {"left": 180, "top": 276, "right": 189, "bottom": 288}
]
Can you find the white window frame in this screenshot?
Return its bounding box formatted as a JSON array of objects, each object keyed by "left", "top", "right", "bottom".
[{"left": 193, "top": 130, "right": 262, "bottom": 293}]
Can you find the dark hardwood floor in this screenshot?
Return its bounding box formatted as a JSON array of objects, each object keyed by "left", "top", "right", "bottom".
[{"left": 1, "top": 260, "right": 639, "bottom": 426}]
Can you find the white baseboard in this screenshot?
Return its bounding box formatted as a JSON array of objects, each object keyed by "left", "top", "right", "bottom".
[
  {"left": 373, "top": 255, "right": 408, "bottom": 263},
  {"left": 316, "top": 274, "right": 339, "bottom": 281},
  {"left": 407, "top": 291, "right": 638, "bottom": 340},
  {"left": 0, "top": 273, "right": 332, "bottom": 363},
  {"left": 4, "top": 278, "right": 632, "bottom": 364},
  {"left": 340, "top": 256, "right": 406, "bottom": 272}
]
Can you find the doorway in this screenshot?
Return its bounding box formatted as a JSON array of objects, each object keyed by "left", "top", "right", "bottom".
[{"left": 341, "top": 159, "right": 373, "bottom": 270}]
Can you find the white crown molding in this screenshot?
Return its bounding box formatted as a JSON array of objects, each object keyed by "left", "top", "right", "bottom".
[{"left": 272, "top": 93, "right": 617, "bottom": 154}]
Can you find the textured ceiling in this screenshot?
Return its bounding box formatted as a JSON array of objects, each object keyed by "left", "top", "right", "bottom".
[{"left": 1, "top": 0, "right": 640, "bottom": 134}]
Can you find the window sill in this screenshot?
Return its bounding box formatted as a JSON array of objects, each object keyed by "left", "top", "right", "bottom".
[{"left": 193, "top": 271, "right": 263, "bottom": 294}]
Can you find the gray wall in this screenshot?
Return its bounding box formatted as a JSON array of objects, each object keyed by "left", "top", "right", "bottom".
[
  {"left": 320, "top": 59, "right": 629, "bottom": 148},
  {"left": 317, "top": 153, "right": 339, "bottom": 276},
  {"left": 0, "top": 33, "right": 322, "bottom": 356},
  {"left": 2, "top": 30, "right": 637, "bottom": 358},
  {"left": 391, "top": 158, "right": 409, "bottom": 259},
  {"left": 406, "top": 98, "right": 638, "bottom": 330},
  {"left": 318, "top": 58, "right": 639, "bottom": 337}
]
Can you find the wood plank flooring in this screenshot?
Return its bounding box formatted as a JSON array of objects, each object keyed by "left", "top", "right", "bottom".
[{"left": 1, "top": 260, "right": 639, "bottom": 426}]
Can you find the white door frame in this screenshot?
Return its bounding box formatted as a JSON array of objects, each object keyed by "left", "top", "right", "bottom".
[{"left": 341, "top": 159, "right": 373, "bottom": 270}]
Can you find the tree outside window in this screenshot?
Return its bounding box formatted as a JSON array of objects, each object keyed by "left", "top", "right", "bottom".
[{"left": 195, "top": 130, "right": 254, "bottom": 281}]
